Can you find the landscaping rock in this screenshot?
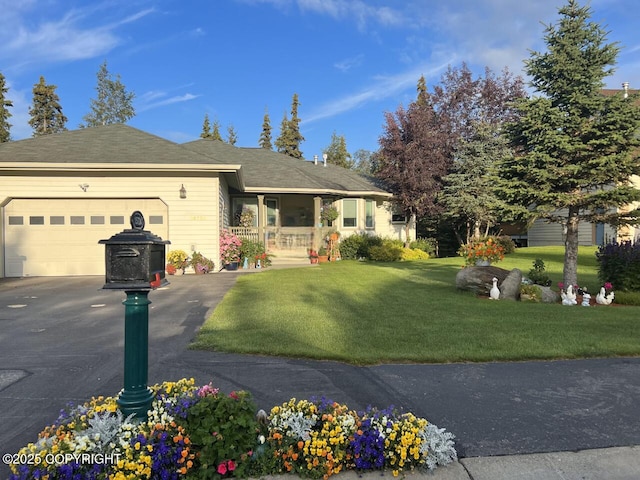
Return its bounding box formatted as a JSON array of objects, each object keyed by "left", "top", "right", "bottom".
[
  {"left": 499, "top": 268, "right": 522, "bottom": 301},
  {"left": 456, "top": 266, "right": 523, "bottom": 301},
  {"left": 539, "top": 285, "right": 560, "bottom": 304},
  {"left": 456, "top": 266, "right": 510, "bottom": 296}
]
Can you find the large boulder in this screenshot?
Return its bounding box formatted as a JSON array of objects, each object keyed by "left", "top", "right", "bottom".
[{"left": 455, "top": 266, "right": 522, "bottom": 301}]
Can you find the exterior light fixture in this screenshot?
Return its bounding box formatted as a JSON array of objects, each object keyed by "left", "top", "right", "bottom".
[{"left": 179, "top": 184, "right": 187, "bottom": 199}]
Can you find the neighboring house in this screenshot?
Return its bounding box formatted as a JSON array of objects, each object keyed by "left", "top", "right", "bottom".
[
  {"left": 519, "top": 83, "right": 640, "bottom": 247},
  {"left": 0, "top": 124, "right": 408, "bottom": 278}
]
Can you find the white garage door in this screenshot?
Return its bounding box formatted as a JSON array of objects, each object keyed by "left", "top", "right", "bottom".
[{"left": 4, "top": 199, "right": 168, "bottom": 277}]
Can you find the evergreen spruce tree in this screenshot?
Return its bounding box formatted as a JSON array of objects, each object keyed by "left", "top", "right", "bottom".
[
  {"left": 227, "top": 124, "right": 238, "bottom": 145},
  {"left": 200, "top": 113, "right": 212, "bottom": 139},
  {"left": 0, "top": 71, "right": 13, "bottom": 143},
  {"left": 274, "top": 111, "right": 291, "bottom": 154},
  {"left": 28, "top": 76, "right": 68, "bottom": 136},
  {"left": 211, "top": 118, "right": 223, "bottom": 141},
  {"left": 288, "top": 93, "right": 304, "bottom": 158},
  {"left": 81, "top": 61, "right": 135, "bottom": 127},
  {"left": 496, "top": 0, "right": 640, "bottom": 287},
  {"left": 259, "top": 110, "right": 273, "bottom": 149},
  {"left": 275, "top": 94, "right": 305, "bottom": 158}
]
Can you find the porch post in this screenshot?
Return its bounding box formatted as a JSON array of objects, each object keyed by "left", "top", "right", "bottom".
[
  {"left": 314, "top": 196, "right": 322, "bottom": 250},
  {"left": 257, "top": 195, "right": 265, "bottom": 247}
]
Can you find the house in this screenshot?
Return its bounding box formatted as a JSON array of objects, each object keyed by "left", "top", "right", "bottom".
[{"left": 0, "top": 124, "right": 409, "bottom": 278}]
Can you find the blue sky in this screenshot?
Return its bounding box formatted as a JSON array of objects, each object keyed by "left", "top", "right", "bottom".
[{"left": 1, "top": 0, "right": 639, "bottom": 159}]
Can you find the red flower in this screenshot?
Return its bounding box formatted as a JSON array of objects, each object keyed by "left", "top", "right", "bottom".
[
  {"left": 227, "top": 460, "right": 236, "bottom": 471},
  {"left": 217, "top": 462, "right": 227, "bottom": 475}
]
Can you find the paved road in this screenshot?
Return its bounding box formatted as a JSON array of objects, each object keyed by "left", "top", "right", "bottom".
[{"left": 1, "top": 274, "right": 640, "bottom": 479}]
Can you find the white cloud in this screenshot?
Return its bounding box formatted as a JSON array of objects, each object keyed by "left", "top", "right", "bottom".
[
  {"left": 304, "top": 60, "right": 453, "bottom": 124},
  {"left": 334, "top": 54, "right": 364, "bottom": 72},
  {"left": 137, "top": 93, "right": 200, "bottom": 113},
  {"left": 0, "top": 4, "right": 154, "bottom": 70}
]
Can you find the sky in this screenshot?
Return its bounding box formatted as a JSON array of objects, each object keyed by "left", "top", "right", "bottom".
[{"left": 1, "top": 0, "right": 639, "bottom": 159}]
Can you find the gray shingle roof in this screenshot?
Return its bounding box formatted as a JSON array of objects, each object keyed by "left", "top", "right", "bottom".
[
  {"left": 0, "top": 124, "right": 217, "bottom": 165},
  {"left": 0, "top": 124, "right": 390, "bottom": 197},
  {"left": 182, "top": 139, "right": 390, "bottom": 197}
]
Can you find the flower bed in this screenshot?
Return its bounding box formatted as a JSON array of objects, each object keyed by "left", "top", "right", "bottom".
[{"left": 8, "top": 379, "right": 457, "bottom": 480}]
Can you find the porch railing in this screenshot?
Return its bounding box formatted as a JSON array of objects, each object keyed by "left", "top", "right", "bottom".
[{"left": 229, "top": 226, "right": 333, "bottom": 251}]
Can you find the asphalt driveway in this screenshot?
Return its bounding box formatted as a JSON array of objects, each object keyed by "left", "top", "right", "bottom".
[{"left": 1, "top": 274, "right": 640, "bottom": 479}]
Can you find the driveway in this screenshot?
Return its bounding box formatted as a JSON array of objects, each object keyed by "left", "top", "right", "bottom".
[{"left": 2, "top": 274, "right": 640, "bottom": 479}]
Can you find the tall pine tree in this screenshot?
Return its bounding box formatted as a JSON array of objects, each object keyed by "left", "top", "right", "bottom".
[
  {"left": 81, "top": 61, "right": 135, "bottom": 127},
  {"left": 211, "top": 118, "right": 223, "bottom": 141},
  {"left": 275, "top": 94, "right": 304, "bottom": 158},
  {"left": 227, "top": 124, "right": 238, "bottom": 145},
  {"left": 200, "top": 113, "right": 212, "bottom": 139},
  {"left": 496, "top": 0, "right": 640, "bottom": 287},
  {"left": 28, "top": 76, "right": 67, "bottom": 136},
  {"left": 259, "top": 110, "right": 273, "bottom": 149},
  {"left": 0, "top": 71, "right": 12, "bottom": 143}
]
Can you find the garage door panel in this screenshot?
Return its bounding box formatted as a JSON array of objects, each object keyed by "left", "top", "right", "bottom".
[{"left": 4, "top": 199, "right": 168, "bottom": 277}]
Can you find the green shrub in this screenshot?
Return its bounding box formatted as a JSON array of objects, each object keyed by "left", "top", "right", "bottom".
[
  {"left": 401, "top": 248, "right": 430, "bottom": 261},
  {"left": 339, "top": 233, "right": 383, "bottom": 260},
  {"left": 496, "top": 235, "right": 517, "bottom": 255},
  {"left": 527, "top": 258, "right": 552, "bottom": 286},
  {"left": 520, "top": 284, "right": 542, "bottom": 302},
  {"left": 240, "top": 239, "right": 264, "bottom": 264},
  {"left": 409, "top": 238, "right": 437, "bottom": 256},
  {"left": 596, "top": 240, "right": 640, "bottom": 291},
  {"left": 369, "top": 241, "right": 404, "bottom": 262}
]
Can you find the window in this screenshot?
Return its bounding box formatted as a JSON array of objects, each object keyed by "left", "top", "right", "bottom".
[
  {"left": 149, "top": 215, "right": 163, "bottom": 224},
  {"left": 392, "top": 213, "right": 407, "bottom": 224},
  {"left": 365, "top": 200, "right": 374, "bottom": 229},
  {"left": 50, "top": 216, "right": 65, "bottom": 225},
  {"left": 90, "top": 216, "right": 105, "bottom": 225},
  {"left": 266, "top": 199, "right": 278, "bottom": 226},
  {"left": 29, "top": 216, "right": 45, "bottom": 225},
  {"left": 8, "top": 216, "right": 23, "bottom": 225},
  {"left": 342, "top": 199, "right": 357, "bottom": 227},
  {"left": 232, "top": 197, "right": 258, "bottom": 226},
  {"left": 70, "top": 216, "right": 85, "bottom": 225},
  {"left": 110, "top": 216, "right": 125, "bottom": 225}
]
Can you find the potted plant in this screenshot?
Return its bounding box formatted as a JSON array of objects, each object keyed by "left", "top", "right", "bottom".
[
  {"left": 220, "top": 229, "right": 242, "bottom": 270},
  {"left": 166, "top": 249, "right": 189, "bottom": 275},
  {"left": 320, "top": 204, "right": 339, "bottom": 227},
  {"left": 317, "top": 246, "right": 329, "bottom": 263},
  {"left": 458, "top": 236, "right": 505, "bottom": 266},
  {"left": 308, "top": 248, "right": 319, "bottom": 264},
  {"left": 190, "top": 251, "right": 215, "bottom": 274}
]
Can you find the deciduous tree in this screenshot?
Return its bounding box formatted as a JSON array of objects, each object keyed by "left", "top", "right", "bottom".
[
  {"left": 81, "top": 61, "right": 134, "bottom": 127},
  {"left": 496, "top": 0, "right": 640, "bottom": 287},
  {"left": 323, "top": 131, "right": 352, "bottom": 168},
  {"left": 28, "top": 76, "right": 67, "bottom": 136}
]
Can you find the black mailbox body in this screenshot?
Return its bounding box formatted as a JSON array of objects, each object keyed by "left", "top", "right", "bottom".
[{"left": 99, "top": 211, "right": 170, "bottom": 290}]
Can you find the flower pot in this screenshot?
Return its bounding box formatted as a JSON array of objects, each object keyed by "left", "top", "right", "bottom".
[
  {"left": 475, "top": 259, "right": 491, "bottom": 266},
  {"left": 330, "top": 233, "right": 339, "bottom": 241},
  {"left": 310, "top": 257, "right": 318, "bottom": 264},
  {"left": 225, "top": 261, "right": 239, "bottom": 271},
  {"left": 175, "top": 268, "right": 184, "bottom": 276},
  {"left": 318, "top": 255, "right": 329, "bottom": 263}
]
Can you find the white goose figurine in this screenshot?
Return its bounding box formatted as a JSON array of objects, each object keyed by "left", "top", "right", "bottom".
[{"left": 489, "top": 277, "right": 500, "bottom": 300}]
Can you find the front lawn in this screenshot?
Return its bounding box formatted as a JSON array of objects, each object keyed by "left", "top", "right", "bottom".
[{"left": 191, "top": 247, "right": 640, "bottom": 365}]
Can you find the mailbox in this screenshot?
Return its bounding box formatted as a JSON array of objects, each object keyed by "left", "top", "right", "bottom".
[{"left": 99, "top": 211, "right": 170, "bottom": 290}]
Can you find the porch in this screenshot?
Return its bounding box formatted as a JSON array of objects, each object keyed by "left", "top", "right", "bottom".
[{"left": 229, "top": 226, "right": 335, "bottom": 255}]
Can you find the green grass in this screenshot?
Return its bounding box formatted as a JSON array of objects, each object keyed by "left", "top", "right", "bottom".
[{"left": 190, "top": 246, "right": 640, "bottom": 365}]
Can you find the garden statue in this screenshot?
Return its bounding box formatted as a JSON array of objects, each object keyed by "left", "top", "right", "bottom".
[
  {"left": 489, "top": 277, "right": 500, "bottom": 300},
  {"left": 561, "top": 284, "right": 577, "bottom": 305},
  {"left": 596, "top": 287, "right": 614, "bottom": 305},
  {"left": 581, "top": 292, "right": 591, "bottom": 307}
]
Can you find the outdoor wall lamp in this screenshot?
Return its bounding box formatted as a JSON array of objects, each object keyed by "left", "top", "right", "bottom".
[{"left": 179, "top": 184, "right": 187, "bottom": 199}]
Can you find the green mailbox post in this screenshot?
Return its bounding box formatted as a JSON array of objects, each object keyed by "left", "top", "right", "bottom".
[{"left": 99, "top": 211, "right": 170, "bottom": 419}]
